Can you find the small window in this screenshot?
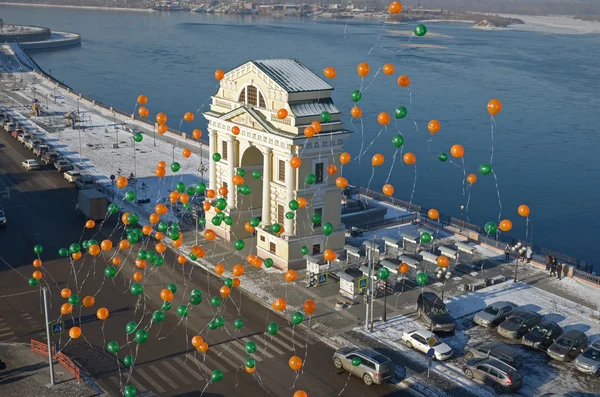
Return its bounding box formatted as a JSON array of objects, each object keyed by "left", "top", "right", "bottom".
[
  {"left": 476, "top": 365, "right": 489, "bottom": 372},
  {"left": 488, "top": 368, "right": 501, "bottom": 378},
  {"left": 269, "top": 242, "right": 276, "bottom": 254},
  {"left": 222, "top": 181, "right": 228, "bottom": 189},
  {"left": 238, "top": 88, "right": 246, "bottom": 103},
  {"left": 222, "top": 141, "right": 228, "bottom": 160},
  {"left": 315, "top": 162, "right": 324, "bottom": 184},
  {"left": 259, "top": 93, "right": 266, "bottom": 108},
  {"left": 278, "top": 160, "right": 285, "bottom": 182},
  {"left": 260, "top": 236, "right": 265, "bottom": 242},
  {"left": 312, "top": 244, "right": 320, "bottom": 255},
  {"left": 413, "top": 335, "right": 425, "bottom": 344},
  {"left": 313, "top": 208, "right": 322, "bottom": 228},
  {"left": 277, "top": 204, "right": 284, "bottom": 225},
  {"left": 247, "top": 85, "right": 257, "bottom": 106},
  {"left": 361, "top": 358, "right": 376, "bottom": 369}
]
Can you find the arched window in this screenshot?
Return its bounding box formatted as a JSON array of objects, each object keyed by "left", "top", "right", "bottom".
[
  {"left": 237, "top": 85, "right": 267, "bottom": 109},
  {"left": 259, "top": 93, "right": 266, "bottom": 108},
  {"left": 238, "top": 89, "right": 245, "bottom": 103},
  {"left": 247, "top": 85, "right": 257, "bottom": 106}
]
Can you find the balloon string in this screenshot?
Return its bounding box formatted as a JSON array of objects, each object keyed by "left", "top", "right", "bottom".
[
  {"left": 525, "top": 217, "right": 529, "bottom": 240},
  {"left": 385, "top": 150, "right": 398, "bottom": 184},
  {"left": 461, "top": 157, "right": 467, "bottom": 196},
  {"left": 357, "top": 126, "right": 385, "bottom": 160},
  {"left": 408, "top": 88, "right": 419, "bottom": 133},
  {"left": 465, "top": 186, "right": 472, "bottom": 222},
  {"left": 338, "top": 372, "right": 353, "bottom": 395},
  {"left": 490, "top": 115, "right": 496, "bottom": 165},
  {"left": 364, "top": 168, "right": 375, "bottom": 209},
  {"left": 408, "top": 165, "right": 417, "bottom": 210},
  {"left": 491, "top": 169, "right": 503, "bottom": 222},
  {"left": 396, "top": 32, "right": 415, "bottom": 54},
  {"left": 362, "top": 68, "right": 382, "bottom": 93},
  {"left": 358, "top": 118, "right": 365, "bottom": 165}
]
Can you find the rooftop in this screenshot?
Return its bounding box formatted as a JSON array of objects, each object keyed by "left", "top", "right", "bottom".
[{"left": 250, "top": 59, "right": 333, "bottom": 93}]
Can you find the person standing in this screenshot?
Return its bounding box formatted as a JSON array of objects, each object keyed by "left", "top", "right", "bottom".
[
  {"left": 556, "top": 262, "right": 563, "bottom": 280},
  {"left": 550, "top": 258, "right": 557, "bottom": 277},
  {"left": 504, "top": 244, "right": 511, "bottom": 262},
  {"left": 526, "top": 247, "right": 533, "bottom": 263},
  {"left": 545, "top": 254, "right": 552, "bottom": 272}
]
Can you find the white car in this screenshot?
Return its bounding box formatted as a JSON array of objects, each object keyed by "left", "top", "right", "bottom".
[
  {"left": 64, "top": 170, "right": 81, "bottom": 183},
  {"left": 0, "top": 210, "right": 6, "bottom": 227},
  {"left": 25, "top": 139, "right": 41, "bottom": 150},
  {"left": 401, "top": 329, "right": 453, "bottom": 361},
  {"left": 22, "top": 159, "right": 40, "bottom": 171},
  {"left": 18, "top": 133, "right": 31, "bottom": 143},
  {"left": 4, "top": 121, "right": 15, "bottom": 131}
]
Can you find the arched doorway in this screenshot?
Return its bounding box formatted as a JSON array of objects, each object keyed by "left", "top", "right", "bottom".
[{"left": 239, "top": 146, "right": 263, "bottom": 211}]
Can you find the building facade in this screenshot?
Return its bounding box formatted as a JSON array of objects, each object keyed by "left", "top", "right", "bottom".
[{"left": 203, "top": 59, "right": 351, "bottom": 270}]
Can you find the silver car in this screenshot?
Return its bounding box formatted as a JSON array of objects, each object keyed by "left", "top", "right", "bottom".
[
  {"left": 333, "top": 347, "right": 396, "bottom": 386},
  {"left": 574, "top": 340, "right": 600, "bottom": 376},
  {"left": 473, "top": 302, "right": 518, "bottom": 327}
]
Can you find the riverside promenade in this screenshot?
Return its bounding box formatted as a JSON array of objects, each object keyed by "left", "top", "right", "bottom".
[{"left": 1, "top": 43, "right": 599, "bottom": 396}]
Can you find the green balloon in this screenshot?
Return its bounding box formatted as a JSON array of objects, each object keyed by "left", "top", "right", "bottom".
[
  {"left": 320, "top": 111, "right": 331, "bottom": 122},
  {"left": 28, "top": 277, "right": 39, "bottom": 287},
  {"left": 215, "top": 316, "right": 225, "bottom": 327},
  {"left": 82, "top": 240, "right": 90, "bottom": 250},
  {"left": 484, "top": 222, "right": 498, "bottom": 235},
  {"left": 392, "top": 134, "right": 405, "bottom": 148},
  {"left": 414, "top": 24, "right": 427, "bottom": 36},
  {"left": 212, "top": 216, "right": 222, "bottom": 226},
  {"left": 107, "top": 341, "right": 119, "bottom": 354},
  {"left": 224, "top": 216, "right": 233, "bottom": 226},
  {"left": 245, "top": 357, "right": 256, "bottom": 369},
  {"left": 285, "top": 211, "right": 295, "bottom": 220},
  {"left": 264, "top": 258, "right": 273, "bottom": 268},
  {"left": 212, "top": 153, "right": 221, "bottom": 162},
  {"left": 124, "top": 385, "right": 137, "bottom": 397},
  {"left": 161, "top": 301, "right": 171, "bottom": 311},
  {"left": 300, "top": 246, "right": 308, "bottom": 255},
  {"left": 288, "top": 200, "right": 299, "bottom": 210},
  {"left": 135, "top": 329, "right": 148, "bottom": 344},
  {"left": 250, "top": 217, "right": 260, "bottom": 227},
  {"left": 59, "top": 248, "right": 69, "bottom": 257},
  {"left": 234, "top": 240, "right": 244, "bottom": 251},
  {"left": 352, "top": 357, "right": 361, "bottom": 366},
  {"left": 125, "top": 191, "right": 136, "bottom": 201},
  {"left": 395, "top": 106, "right": 407, "bottom": 119},
  {"left": 182, "top": 203, "right": 191, "bottom": 211},
  {"left": 33, "top": 245, "right": 43, "bottom": 255},
  {"left": 267, "top": 322, "right": 279, "bottom": 335},
  {"left": 130, "top": 283, "right": 143, "bottom": 296},
  {"left": 211, "top": 369, "right": 224, "bottom": 382},
  {"left": 107, "top": 203, "right": 120, "bottom": 214},
  {"left": 88, "top": 239, "right": 99, "bottom": 247},
  {"left": 171, "top": 162, "right": 181, "bottom": 172},
  {"left": 311, "top": 213, "right": 322, "bottom": 225},
  {"left": 190, "top": 293, "right": 202, "bottom": 305},
  {"left": 151, "top": 310, "right": 164, "bottom": 323},
  {"left": 189, "top": 253, "right": 198, "bottom": 261},
  {"left": 271, "top": 223, "right": 281, "bottom": 234},
  {"left": 175, "top": 181, "right": 185, "bottom": 193},
  {"left": 234, "top": 318, "right": 244, "bottom": 329},
  {"left": 291, "top": 311, "right": 304, "bottom": 326},
  {"left": 128, "top": 213, "right": 140, "bottom": 225},
  {"left": 322, "top": 222, "right": 333, "bottom": 236},
  {"left": 157, "top": 221, "right": 168, "bottom": 232},
  {"left": 104, "top": 266, "right": 117, "bottom": 278},
  {"left": 195, "top": 182, "right": 206, "bottom": 194},
  {"left": 167, "top": 283, "right": 177, "bottom": 293},
  {"left": 479, "top": 163, "right": 492, "bottom": 176},
  {"left": 127, "top": 232, "right": 139, "bottom": 244},
  {"left": 137, "top": 250, "right": 147, "bottom": 260},
  {"left": 123, "top": 355, "right": 135, "bottom": 368},
  {"left": 252, "top": 170, "right": 262, "bottom": 179},
  {"left": 416, "top": 271, "right": 428, "bottom": 286},
  {"left": 198, "top": 218, "right": 206, "bottom": 226},
  {"left": 236, "top": 169, "right": 245, "bottom": 177},
  {"left": 146, "top": 251, "right": 157, "bottom": 263},
  {"left": 210, "top": 296, "right": 221, "bottom": 307},
  {"left": 186, "top": 186, "right": 196, "bottom": 196},
  {"left": 208, "top": 320, "right": 218, "bottom": 330},
  {"left": 305, "top": 173, "right": 316, "bottom": 185},
  {"left": 439, "top": 153, "right": 448, "bottom": 162},
  {"left": 167, "top": 229, "right": 180, "bottom": 241},
  {"left": 69, "top": 243, "right": 81, "bottom": 254},
  {"left": 350, "top": 90, "right": 362, "bottom": 103},
  {"left": 378, "top": 267, "right": 390, "bottom": 280},
  {"left": 68, "top": 295, "right": 79, "bottom": 305},
  {"left": 176, "top": 305, "right": 188, "bottom": 317},
  {"left": 420, "top": 232, "right": 432, "bottom": 244},
  {"left": 223, "top": 278, "right": 233, "bottom": 288},
  {"left": 133, "top": 133, "right": 143, "bottom": 142},
  {"left": 126, "top": 321, "right": 138, "bottom": 334},
  {"left": 153, "top": 256, "right": 164, "bottom": 267},
  {"left": 214, "top": 198, "right": 226, "bottom": 210}
]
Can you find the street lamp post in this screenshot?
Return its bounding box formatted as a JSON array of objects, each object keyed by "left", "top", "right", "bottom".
[
  {"left": 42, "top": 287, "right": 55, "bottom": 386},
  {"left": 460, "top": 205, "right": 465, "bottom": 231},
  {"left": 352, "top": 226, "right": 377, "bottom": 332},
  {"left": 382, "top": 279, "right": 388, "bottom": 322},
  {"left": 436, "top": 267, "right": 453, "bottom": 301}
]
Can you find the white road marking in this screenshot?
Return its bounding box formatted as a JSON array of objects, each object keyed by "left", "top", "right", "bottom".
[
  {"left": 162, "top": 361, "right": 191, "bottom": 385},
  {"left": 241, "top": 337, "right": 273, "bottom": 358},
  {"left": 148, "top": 364, "right": 179, "bottom": 389},
  {"left": 135, "top": 368, "right": 165, "bottom": 393},
  {"left": 172, "top": 356, "right": 204, "bottom": 380},
  {"left": 252, "top": 334, "right": 285, "bottom": 355},
  {"left": 210, "top": 344, "right": 242, "bottom": 369},
  {"left": 185, "top": 353, "right": 216, "bottom": 375}
]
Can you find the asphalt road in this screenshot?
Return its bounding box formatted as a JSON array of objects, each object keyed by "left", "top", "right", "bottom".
[{"left": 0, "top": 127, "right": 412, "bottom": 397}]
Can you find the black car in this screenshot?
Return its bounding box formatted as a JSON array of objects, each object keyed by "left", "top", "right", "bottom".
[
  {"left": 547, "top": 329, "right": 588, "bottom": 362},
  {"left": 464, "top": 342, "right": 523, "bottom": 370},
  {"left": 417, "top": 292, "right": 456, "bottom": 333},
  {"left": 498, "top": 311, "right": 543, "bottom": 339},
  {"left": 522, "top": 321, "right": 563, "bottom": 351}
]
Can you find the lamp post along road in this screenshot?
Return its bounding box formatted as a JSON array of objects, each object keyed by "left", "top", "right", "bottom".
[
  {"left": 353, "top": 226, "right": 377, "bottom": 332},
  {"left": 42, "top": 287, "right": 55, "bottom": 386}
]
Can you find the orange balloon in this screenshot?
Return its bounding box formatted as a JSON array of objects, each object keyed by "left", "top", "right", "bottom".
[
  {"left": 82, "top": 296, "right": 95, "bottom": 307},
  {"left": 399, "top": 263, "right": 410, "bottom": 274},
  {"left": 88, "top": 244, "right": 101, "bottom": 256},
  {"left": 382, "top": 183, "right": 394, "bottom": 196},
  {"left": 195, "top": 247, "right": 206, "bottom": 258},
  {"left": 351, "top": 106, "right": 362, "bottom": 118},
  {"left": 335, "top": 177, "right": 348, "bottom": 189},
  {"left": 160, "top": 289, "right": 174, "bottom": 301},
  {"left": 156, "top": 112, "right": 167, "bottom": 124},
  {"left": 72, "top": 251, "right": 82, "bottom": 260},
  {"left": 277, "top": 109, "right": 288, "bottom": 119},
  {"left": 192, "top": 129, "right": 202, "bottom": 139},
  {"left": 177, "top": 255, "right": 186, "bottom": 265},
  {"left": 232, "top": 277, "right": 240, "bottom": 288},
  {"left": 158, "top": 160, "right": 166, "bottom": 168},
  {"left": 272, "top": 298, "right": 287, "bottom": 311},
  {"left": 203, "top": 201, "right": 211, "bottom": 211},
  {"left": 215, "top": 263, "right": 225, "bottom": 275},
  {"left": 149, "top": 213, "right": 160, "bottom": 224},
  {"left": 293, "top": 391, "right": 308, "bottom": 397},
  {"left": 231, "top": 126, "right": 240, "bottom": 135},
  {"left": 61, "top": 288, "right": 72, "bottom": 298},
  {"left": 116, "top": 176, "right": 128, "bottom": 189},
  {"left": 135, "top": 259, "right": 146, "bottom": 269},
  {"left": 244, "top": 222, "right": 255, "bottom": 233},
  {"left": 466, "top": 173, "right": 477, "bottom": 184},
  {"left": 246, "top": 365, "right": 256, "bottom": 374},
  {"left": 297, "top": 197, "right": 307, "bottom": 208},
  {"left": 206, "top": 189, "right": 216, "bottom": 199},
  {"left": 323, "top": 249, "right": 337, "bottom": 262},
  {"left": 138, "top": 106, "right": 149, "bottom": 118},
  {"left": 357, "top": 62, "right": 370, "bottom": 78},
  {"left": 327, "top": 164, "right": 337, "bottom": 176},
  {"left": 119, "top": 239, "right": 131, "bottom": 250},
  {"left": 215, "top": 69, "right": 225, "bottom": 81},
  {"left": 197, "top": 342, "right": 209, "bottom": 353},
  {"left": 371, "top": 153, "right": 384, "bottom": 167},
  {"left": 61, "top": 303, "right": 73, "bottom": 315},
  {"left": 133, "top": 271, "right": 143, "bottom": 282},
  {"left": 388, "top": 1, "right": 402, "bottom": 14},
  {"left": 290, "top": 157, "right": 301, "bottom": 169},
  {"left": 303, "top": 126, "right": 315, "bottom": 138},
  {"left": 252, "top": 257, "right": 263, "bottom": 268},
  {"left": 184, "top": 112, "right": 195, "bottom": 122},
  {"left": 303, "top": 300, "right": 316, "bottom": 315},
  {"left": 96, "top": 307, "right": 109, "bottom": 320},
  {"left": 518, "top": 205, "right": 530, "bottom": 217},
  {"left": 100, "top": 239, "right": 113, "bottom": 251},
  {"left": 289, "top": 356, "right": 303, "bottom": 371},
  {"left": 204, "top": 229, "right": 216, "bottom": 241},
  {"left": 340, "top": 152, "right": 351, "bottom": 164},
  {"left": 437, "top": 255, "right": 450, "bottom": 267},
  {"left": 85, "top": 220, "right": 95, "bottom": 229},
  {"left": 232, "top": 264, "right": 245, "bottom": 277},
  {"left": 428, "top": 209, "right": 440, "bottom": 220},
  {"left": 487, "top": 99, "right": 502, "bottom": 116},
  {"left": 403, "top": 152, "right": 416, "bottom": 165},
  {"left": 378, "top": 112, "right": 391, "bottom": 126},
  {"left": 191, "top": 335, "right": 204, "bottom": 348},
  {"left": 398, "top": 75, "right": 411, "bottom": 87},
  {"left": 121, "top": 213, "right": 130, "bottom": 225},
  {"left": 450, "top": 144, "right": 464, "bottom": 158},
  {"left": 112, "top": 257, "right": 121, "bottom": 266},
  {"left": 169, "top": 191, "right": 180, "bottom": 203},
  {"left": 137, "top": 95, "right": 148, "bottom": 105},
  {"left": 428, "top": 120, "right": 441, "bottom": 134},
  {"left": 69, "top": 326, "right": 81, "bottom": 339},
  {"left": 182, "top": 148, "right": 192, "bottom": 158},
  {"left": 32, "top": 270, "right": 42, "bottom": 280},
  {"left": 141, "top": 225, "right": 152, "bottom": 236},
  {"left": 499, "top": 219, "right": 513, "bottom": 232},
  {"left": 232, "top": 175, "right": 244, "bottom": 186},
  {"left": 180, "top": 193, "right": 190, "bottom": 204},
  {"left": 285, "top": 270, "right": 297, "bottom": 283},
  {"left": 33, "top": 259, "right": 42, "bottom": 268},
  {"left": 220, "top": 285, "right": 231, "bottom": 299},
  {"left": 157, "top": 123, "right": 168, "bottom": 134},
  {"left": 383, "top": 63, "right": 395, "bottom": 75},
  {"left": 155, "top": 242, "right": 166, "bottom": 253},
  {"left": 155, "top": 231, "right": 164, "bottom": 240},
  {"left": 155, "top": 167, "right": 166, "bottom": 178},
  {"left": 311, "top": 121, "right": 322, "bottom": 133},
  {"left": 323, "top": 67, "right": 336, "bottom": 79}
]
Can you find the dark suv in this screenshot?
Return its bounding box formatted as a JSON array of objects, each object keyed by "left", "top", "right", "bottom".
[
  {"left": 417, "top": 292, "right": 456, "bottom": 333},
  {"left": 522, "top": 321, "right": 563, "bottom": 351},
  {"left": 464, "top": 342, "right": 523, "bottom": 369},
  {"left": 498, "top": 311, "right": 542, "bottom": 339},
  {"left": 547, "top": 330, "right": 588, "bottom": 362},
  {"left": 463, "top": 358, "right": 523, "bottom": 394}
]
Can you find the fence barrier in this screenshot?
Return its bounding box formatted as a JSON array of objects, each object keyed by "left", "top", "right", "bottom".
[{"left": 30, "top": 339, "right": 81, "bottom": 382}]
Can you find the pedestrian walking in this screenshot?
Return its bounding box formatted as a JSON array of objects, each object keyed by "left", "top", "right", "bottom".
[
  {"left": 545, "top": 254, "right": 552, "bottom": 272},
  {"left": 550, "top": 260, "right": 557, "bottom": 277},
  {"left": 526, "top": 247, "right": 532, "bottom": 263},
  {"left": 504, "top": 244, "right": 511, "bottom": 262},
  {"left": 556, "top": 262, "right": 563, "bottom": 280}
]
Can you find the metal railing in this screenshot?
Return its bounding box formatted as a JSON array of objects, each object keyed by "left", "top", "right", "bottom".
[{"left": 31, "top": 339, "right": 80, "bottom": 382}]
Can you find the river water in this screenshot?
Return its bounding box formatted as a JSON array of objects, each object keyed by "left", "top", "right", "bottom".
[{"left": 2, "top": 5, "right": 600, "bottom": 271}]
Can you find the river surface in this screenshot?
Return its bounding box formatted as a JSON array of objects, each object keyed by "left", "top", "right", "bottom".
[{"left": 2, "top": 5, "right": 600, "bottom": 272}]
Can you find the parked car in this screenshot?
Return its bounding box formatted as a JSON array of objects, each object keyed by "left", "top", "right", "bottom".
[
  {"left": 4, "top": 121, "right": 15, "bottom": 131},
  {"left": 463, "top": 358, "right": 523, "bottom": 395},
  {"left": 22, "top": 159, "right": 40, "bottom": 171},
  {"left": 574, "top": 340, "right": 600, "bottom": 376},
  {"left": 54, "top": 159, "right": 71, "bottom": 172},
  {"left": 498, "top": 311, "right": 543, "bottom": 339},
  {"left": 333, "top": 347, "right": 396, "bottom": 386},
  {"left": 0, "top": 210, "right": 6, "bottom": 227},
  {"left": 75, "top": 174, "right": 96, "bottom": 189},
  {"left": 473, "top": 302, "right": 519, "bottom": 328},
  {"left": 18, "top": 133, "right": 31, "bottom": 144},
  {"left": 32, "top": 145, "right": 49, "bottom": 157},
  {"left": 25, "top": 138, "right": 41, "bottom": 150},
  {"left": 547, "top": 329, "right": 588, "bottom": 362},
  {"left": 417, "top": 292, "right": 456, "bottom": 333},
  {"left": 522, "top": 321, "right": 563, "bottom": 351},
  {"left": 11, "top": 128, "right": 24, "bottom": 138},
  {"left": 63, "top": 170, "right": 81, "bottom": 182},
  {"left": 401, "top": 329, "right": 453, "bottom": 360},
  {"left": 464, "top": 342, "right": 523, "bottom": 370},
  {"left": 41, "top": 151, "right": 59, "bottom": 165}
]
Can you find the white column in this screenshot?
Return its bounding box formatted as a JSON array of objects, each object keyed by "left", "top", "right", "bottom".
[
  {"left": 208, "top": 129, "right": 217, "bottom": 191},
  {"left": 261, "top": 147, "right": 271, "bottom": 225},
  {"left": 284, "top": 155, "right": 294, "bottom": 236},
  {"left": 227, "top": 135, "right": 235, "bottom": 208}
]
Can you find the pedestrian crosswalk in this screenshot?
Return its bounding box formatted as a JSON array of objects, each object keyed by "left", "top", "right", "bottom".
[
  {"left": 103, "top": 327, "right": 316, "bottom": 394},
  {"left": 0, "top": 316, "right": 16, "bottom": 341},
  {"left": 0, "top": 306, "right": 43, "bottom": 342}
]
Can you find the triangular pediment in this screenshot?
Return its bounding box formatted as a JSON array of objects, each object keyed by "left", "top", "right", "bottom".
[
  {"left": 223, "top": 61, "right": 286, "bottom": 94},
  {"left": 219, "top": 106, "right": 274, "bottom": 135}
]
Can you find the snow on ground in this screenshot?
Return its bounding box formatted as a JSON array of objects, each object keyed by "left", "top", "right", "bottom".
[
  {"left": 500, "top": 14, "right": 600, "bottom": 34},
  {"left": 361, "top": 280, "right": 600, "bottom": 396}
]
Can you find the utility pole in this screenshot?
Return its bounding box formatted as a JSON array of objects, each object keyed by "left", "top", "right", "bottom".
[
  {"left": 42, "top": 287, "right": 55, "bottom": 386},
  {"left": 78, "top": 127, "right": 82, "bottom": 164}
]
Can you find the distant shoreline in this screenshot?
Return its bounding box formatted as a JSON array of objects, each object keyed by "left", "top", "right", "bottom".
[{"left": 0, "top": 2, "right": 151, "bottom": 12}]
